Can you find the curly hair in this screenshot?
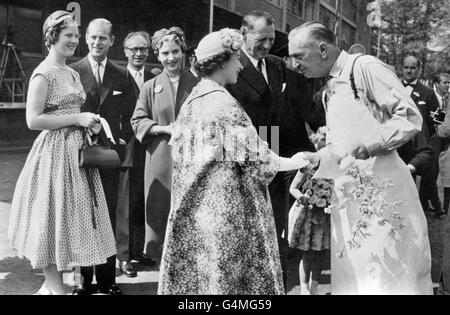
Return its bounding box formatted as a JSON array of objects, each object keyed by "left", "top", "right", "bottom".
[
  {"left": 43, "top": 15, "right": 76, "bottom": 50},
  {"left": 151, "top": 27, "right": 186, "bottom": 55},
  {"left": 194, "top": 51, "right": 233, "bottom": 78}
]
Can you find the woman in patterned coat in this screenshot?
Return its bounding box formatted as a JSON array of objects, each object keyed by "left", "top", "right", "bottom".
[
  {"left": 158, "top": 29, "right": 309, "bottom": 295},
  {"left": 8, "top": 11, "right": 116, "bottom": 295}
]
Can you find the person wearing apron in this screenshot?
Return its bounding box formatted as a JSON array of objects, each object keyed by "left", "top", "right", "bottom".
[{"left": 289, "top": 21, "right": 433, "bottom": 295}]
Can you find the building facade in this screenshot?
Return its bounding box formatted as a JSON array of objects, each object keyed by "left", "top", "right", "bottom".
[{"left": 0, "top": 0, "right": 374, "bottom": 144}]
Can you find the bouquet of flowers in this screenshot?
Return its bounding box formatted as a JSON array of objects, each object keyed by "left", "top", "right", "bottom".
[
  {"left": 295, "top": 127, "right": 333, "bottom": 210},
  {"left": 325, "top": 156, "right": 405, "bottom": 257}
]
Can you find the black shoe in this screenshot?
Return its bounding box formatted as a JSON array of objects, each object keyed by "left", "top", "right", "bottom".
[
  {"left": 134, "top": 255, "right": 158, "bottom": 267},
  {"left": 119, "top": 261, "right": 137, "bottom": 278},
  {"left": 107, "top": 284, "right": 123, "bottom": 296},
  {"left": 72, "top": 284, "right": 95, "bottom": 295},
  {"left": 435, "top": 210, "right": 447, "bottom": 219}
]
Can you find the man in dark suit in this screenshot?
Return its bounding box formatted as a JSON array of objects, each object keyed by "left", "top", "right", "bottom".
[
  {"left": 282, "top": 56, "right": 325, "bottom": 156},
  {"left": 402, "top": 55, "right": 442, "bottom": 215},
  {"left": 227, "top": 10, "right": 291, "bottom": 288},
  {"left": 70, "top": 18, "right": 137, "bottom": 295},
  {"left": 114, "top": 31, "right": 156, "bottom": 279}
]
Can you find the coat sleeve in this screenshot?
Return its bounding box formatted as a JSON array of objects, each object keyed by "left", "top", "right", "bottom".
[
  {"left": 214, "top": 96, "right": 280, "bottom": 186},
  {"left": 408, "top": 121, "right": 434, "bottom": 176},
  {"left": 358, "top": 59, "right": 423, "bottom": 156},
  {"left": 131, "top": 82, "right": 159, "bottom": 145}
]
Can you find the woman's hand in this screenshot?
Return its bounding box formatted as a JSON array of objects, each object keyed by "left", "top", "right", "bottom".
[
  {"left": 352, "top": 146, "right": 370, "bottom": 160},
  {"left": 76, "top": 113, "right": 100, "bottom": 129},
  {"left": 293, "top": 152, "right": 320, "bottom": 166},
  {"left": 151, "top": 124, "right": 174, "bottom": 136},
  {"left": 88, "top": 121, "right": 102, "bottom": 136}
]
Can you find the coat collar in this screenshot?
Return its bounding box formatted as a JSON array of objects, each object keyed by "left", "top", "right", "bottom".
[
  {"left": 154, "top": 69, "right": 197, "bottom": 118},
  {"left": 188, "top": 78, "right": 227, "bottom": 102}
]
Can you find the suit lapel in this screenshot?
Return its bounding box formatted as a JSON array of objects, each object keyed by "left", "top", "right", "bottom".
[
  {"left": 239, "top": 51, "right": 270, "bottom": 96},
  {"left": 266, "top": 58, "right": 281, "bottom": 94},
  {"left": 79, "top": 57, "right": 99, "bottom": 102},
  {"left": 100, "top": 61, "right": 115, "bottom": 106}
]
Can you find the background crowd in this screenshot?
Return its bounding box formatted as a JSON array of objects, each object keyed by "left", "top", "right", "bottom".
[{"left": 5, "top": 6, "right": 450, "bottom": 295}]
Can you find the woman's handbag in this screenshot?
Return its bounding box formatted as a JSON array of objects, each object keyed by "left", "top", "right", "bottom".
[{"left": 79, "top": 130, "right": 122, "bottom": 169}]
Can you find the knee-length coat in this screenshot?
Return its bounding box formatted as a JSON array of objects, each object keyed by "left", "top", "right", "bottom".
[{"left": 131, "top": 69, "right": 198, "bottom": 260}]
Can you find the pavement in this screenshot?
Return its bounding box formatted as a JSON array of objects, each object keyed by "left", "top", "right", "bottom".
[
  {"left": 1, "top": 148, "right": 443, "bottom": 295},
  {"left": 0, "top": 149, "right": 329, "bottom": 295}
]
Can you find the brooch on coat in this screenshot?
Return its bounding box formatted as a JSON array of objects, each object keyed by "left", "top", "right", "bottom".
[{"left": 155, "top": 85, "right": 163, "bottom": 94}]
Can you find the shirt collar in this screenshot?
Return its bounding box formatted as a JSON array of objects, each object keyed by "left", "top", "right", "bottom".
[
  {"left": 434, "top": 85, "right": 444, "bottom": 99},
  {"left": 328, "top": 50, "right": 348, "bottom": 79},
  {"left": 127, "top": 65, "right": 145, "bottom": 77},
  {"left": 88, "top": 54, "right": 107, "bottom": 69},
  {"left": 242, "top": 46, "right": 265, "bottom": 69},
  {"left": 403, "top": 79, "right": 418, "bottom": 86}
]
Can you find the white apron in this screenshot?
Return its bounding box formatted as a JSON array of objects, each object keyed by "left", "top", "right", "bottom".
[{"left": 317, "top": 55, "right": 433, "bottom": 295}]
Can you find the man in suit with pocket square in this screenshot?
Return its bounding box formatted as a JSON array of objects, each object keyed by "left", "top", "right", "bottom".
[
  {"left": 402, "top": 55, "right": 443, "bottom": 216},
  {"left": 227, "top": 10, "right": 290, "bottom": 288},
  {"left": 70, "top": 18, "right": 137, "bottom": 295}
]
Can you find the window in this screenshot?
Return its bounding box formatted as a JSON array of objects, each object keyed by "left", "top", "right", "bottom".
[
  {"left": 266, "top": 0, "right": 283, "bottom": 7},
  {"left": 0, "top": 1, "right": 43, "bottom": 54},
  {"left": 320, "top": 6, "right": 337, "bottom": 32},
  {"left": 288, "top": 0, "right": 304, "bottom": 17},
  {"left": 305, "top": 0, "right": 316, "bottom": 20},
  {"left": 341, "top": 20, "right": 356, "bottom": 49}
]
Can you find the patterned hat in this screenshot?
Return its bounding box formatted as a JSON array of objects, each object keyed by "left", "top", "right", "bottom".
[{"left": 195, "top": 28, "right": 244, "bottom": 62}]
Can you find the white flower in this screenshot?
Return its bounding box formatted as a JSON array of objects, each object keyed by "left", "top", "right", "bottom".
[
  {"left": 231, "top": 39, "right": 242, "bottom": 51},
  {"left": 222, "top": 35, "right": 233, "bottom": 48}
]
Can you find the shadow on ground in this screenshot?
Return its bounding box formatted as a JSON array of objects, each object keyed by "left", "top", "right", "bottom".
[{"left": 0, "top": 256, "right": 44, "bottom": 295}]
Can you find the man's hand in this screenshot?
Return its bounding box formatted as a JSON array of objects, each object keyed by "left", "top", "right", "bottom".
[
  {"left": 352, "top": 146, "right": 370, "bottom": 160},
  {"left": 407, "top": 164, "right": 417, "bottom": 175}
]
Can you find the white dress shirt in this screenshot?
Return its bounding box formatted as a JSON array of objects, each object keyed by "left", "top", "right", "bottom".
[
  {"left": 326, "top": 51, "right": 422, "bottom": 156},
  {"left": 434, "top": 85, "right": 446, "bottom": 110},
  {"left": 128, "top": 65, "right": 145, "bottom": 90},
  {"left": 88, "top": 54, "right": 107, "bottom": 84},
  {"left": 242, "top": 48, "right": 268, "bottom": 84},
  {"left": 402, "top": 79, "right": 418, "bottom": 96}
]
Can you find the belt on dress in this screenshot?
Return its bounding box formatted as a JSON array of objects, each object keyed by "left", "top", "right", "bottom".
[{"left": 65, "top": 127, "right": 98, "bottom": 230}]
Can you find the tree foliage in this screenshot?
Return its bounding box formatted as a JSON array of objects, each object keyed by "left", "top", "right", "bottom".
[{"left": 372, "top": 0, "right": 450, "bottom": 80}]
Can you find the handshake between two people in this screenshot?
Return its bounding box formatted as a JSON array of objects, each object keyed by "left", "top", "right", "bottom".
[{"left": 289, "top": 145, "right": 371, "bottom": 171}]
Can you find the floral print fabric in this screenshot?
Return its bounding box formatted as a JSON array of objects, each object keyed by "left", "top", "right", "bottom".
[{"left": 158, "top": 79, "right": 284, "bottom": 295}]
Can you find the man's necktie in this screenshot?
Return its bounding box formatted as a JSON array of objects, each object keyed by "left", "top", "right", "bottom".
[
  {"left": 96, "top": 63, "right": 102, "bottom": 95},
  {"left": 257, "top": 59, "right": 263, "bottom": 74},
  {"left": 403, "top": 81, "right": 416, "bottom": 88},
  {"left": 136, "top": 71, "right": 143, "bottom": 90},
  {"left": 443, "top": 94, "right": 449, "bottom": 112}
]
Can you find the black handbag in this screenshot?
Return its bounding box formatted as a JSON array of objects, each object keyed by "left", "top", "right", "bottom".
[{"left": 79, "top": 130, "right": 122, "bottom": 169}]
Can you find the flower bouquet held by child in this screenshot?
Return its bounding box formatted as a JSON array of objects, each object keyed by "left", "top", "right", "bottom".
[{"left": 288, "top": 127, "right": 333, "bottom": 295}]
